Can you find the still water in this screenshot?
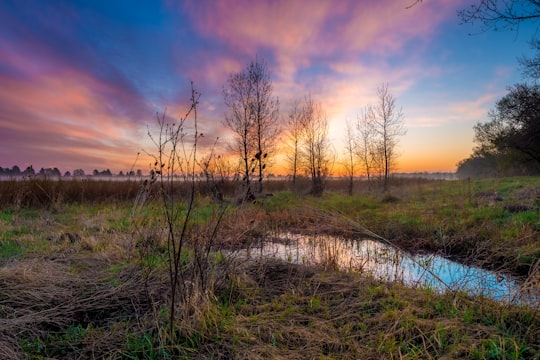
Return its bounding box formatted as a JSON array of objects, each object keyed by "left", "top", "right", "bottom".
[{"left": 239, "top": 233, "right": 538, "bottom": 307}]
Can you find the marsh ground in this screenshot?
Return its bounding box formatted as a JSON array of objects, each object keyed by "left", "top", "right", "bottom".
[{"left": 0, "top": 177, "right": 538, "bottom": 359}]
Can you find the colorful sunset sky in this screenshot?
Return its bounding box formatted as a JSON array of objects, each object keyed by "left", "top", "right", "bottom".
[{"left": 0, "top": 0, "right": 538, "bottom": 175}]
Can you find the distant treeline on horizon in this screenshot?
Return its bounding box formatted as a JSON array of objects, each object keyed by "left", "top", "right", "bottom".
[
  {"left": 0, "top": 165, "right": 143, "bottom": 178},
  {"left": 0, "top": 164, "right": 457, "bottom": 181}
]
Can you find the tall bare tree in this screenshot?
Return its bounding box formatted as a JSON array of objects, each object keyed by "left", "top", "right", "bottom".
[
  {"left": 285, "top": 99, "right": 303, "bottom": 186},
  {"left": 223, "top": 68, "right": 254, "bottom": 200},
  {"left": 249, "top": 58, "right": 280, "bottom": 194},
  {"left": 372, "top": 83, "right": 406, "bottom": 192},
  {"left": 299, "top": 95, "right": 330, "bottom": 197},
  {"left": 355, "top": 105, "right": 376, "bottom": 185},
  {"left": 223, "top": 57, "right": 279, "bottom": 199},
  {"left": 343, "top": 119, "right": 356, "bottom": 195}
]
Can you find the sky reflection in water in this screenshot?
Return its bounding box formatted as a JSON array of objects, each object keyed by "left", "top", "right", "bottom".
[{"left": 240, "top": 233, "right": 538, "bottom": 307}]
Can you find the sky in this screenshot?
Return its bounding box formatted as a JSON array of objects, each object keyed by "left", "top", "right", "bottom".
[{"left": 0, "top": 0, "right": 538, "bottom": 175}]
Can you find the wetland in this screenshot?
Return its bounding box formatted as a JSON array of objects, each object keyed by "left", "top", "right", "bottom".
[{"left": 0, "top": 176, "right": 538, "bottom": 359}]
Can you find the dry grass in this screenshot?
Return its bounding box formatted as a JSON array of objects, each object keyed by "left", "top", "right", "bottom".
[
  {"left": 1, "top": 249, "right": 538, "bottom": 359},
  {"left": 1, "top": 177, "right": 539, "bottom": 358},
  {"left": 0, "top": 254, "right": 163, "bottom": 359},
  {"left": 210, "top": 259, "right": 540, "bottom": 359}
]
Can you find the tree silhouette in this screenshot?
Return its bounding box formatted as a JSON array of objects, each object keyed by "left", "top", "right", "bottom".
[
  {"left": 223, "top": 57, "right": 279, "bottom": 200},
  {"left": 458, "top": 0, "right": 540, "bottom": 32},
  {"left": 372, "top": 84, "right": 406, "bottom": 192}
]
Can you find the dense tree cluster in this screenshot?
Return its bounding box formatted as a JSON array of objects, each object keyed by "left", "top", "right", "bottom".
[
  {"left": 457, "top": 83, "right": 540, "bottom": 177},
  {"left": 0, "top": 165, "right": 31, "bottom": 177},
  {"left": 455, "top": 0, "right": 540, "bottom": 178}
]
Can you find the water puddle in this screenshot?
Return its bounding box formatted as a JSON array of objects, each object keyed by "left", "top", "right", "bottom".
[{"left": 238, "top": 233, "right": 538, "bottom": 307}]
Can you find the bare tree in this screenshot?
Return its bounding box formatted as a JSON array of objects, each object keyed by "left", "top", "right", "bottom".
[
  {"left": 343, "top": 119, "right": 356, "bottom": 195},
  {"left": 249, "top": 58, "right": 280, "bottom": 194},
  {"left": 223, "top": 67, "right": 254, "bottom": 200},
  {"left": 372, "top": 83, "right": 406, "bottom": 192},
  {"left": 458, "top": 0, "right": 540, "bottom": 32},
  {"left": 299, "top": 95, "right": 331, "bottom": 197},
  {"left": 223, "top": 57, "right": 279, "bottom": 200},
  {"left": 285, "top": 99, "right": 303, "bottom": 186},
  {"left": 355, "top": 105, "right": 376, "bottom": 186},
  {"left": 140, "top": 83, "right": 228, "bottom": 343}
]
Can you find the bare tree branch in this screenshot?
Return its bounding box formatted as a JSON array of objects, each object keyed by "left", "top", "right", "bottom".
[{"left": 458, "top": 0, "right": 540, "bottom": 32}]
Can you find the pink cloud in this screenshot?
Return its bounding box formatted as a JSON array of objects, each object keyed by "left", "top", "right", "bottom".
[
  {"left": 0, "top": 68, "right": 153, "bottom": 172},
  {"left": 184, "top": 0, "right": 334, "bottom": 54},
  {"left": 0, "top": 0, "right": 496, "bottom": 175},
  {"left": 184, "top": 1, "right": 465, "bottom": 80},
  {"left": 179, "top": 1, "right": 468, "bottom": 145}
]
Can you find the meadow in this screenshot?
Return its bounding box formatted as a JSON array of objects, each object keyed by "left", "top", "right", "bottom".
[{"left": 0, "top": 176, "right": 538, "bottom": 359}]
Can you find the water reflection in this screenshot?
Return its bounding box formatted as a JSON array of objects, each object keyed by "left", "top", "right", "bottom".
[{"left": 240, "top": 233, "right": 538, "bottom": 307}]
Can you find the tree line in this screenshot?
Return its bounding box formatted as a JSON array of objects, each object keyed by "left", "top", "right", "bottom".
[
  {"left": 0, "top": 165, "right": 144, "bottom": 178},
  {"left": 456, "top": 82, "right": 540, "bottom": 177},
  {"left": 456, "top": 0, "right": 540, "bottom": 178}
]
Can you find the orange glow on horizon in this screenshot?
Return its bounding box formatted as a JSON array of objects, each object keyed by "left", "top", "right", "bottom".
[{"left": 3, "top": 0, "right": 525, "bottom": 176}]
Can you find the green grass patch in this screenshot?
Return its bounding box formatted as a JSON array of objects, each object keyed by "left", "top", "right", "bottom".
[
  {"left": 0, "top": 239, "right": 25, "bottom": 260},
  {"left": 0, "top": 210, "right": 13, "bottom": 222},
  {"left": 20, "top": 324, "right": 95, "bottom": 359},
  {"left": 125, "top": 332, "right": 169, "bottom": 359}
]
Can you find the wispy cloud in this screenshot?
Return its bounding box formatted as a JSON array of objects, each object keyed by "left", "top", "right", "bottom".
[
  {"left": 181, "top": 0, "right": 467, "bottom": 135},
  {"left": 0, "top": 0, "right": 527, "bottom": 173},
  {"left": 0, "top": 66, "right": 150, "bottom": 171}
]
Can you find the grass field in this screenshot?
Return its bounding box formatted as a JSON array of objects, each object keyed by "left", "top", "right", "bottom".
[{"left": 0, "top": 176, "right": 538, "bottom": 359}]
